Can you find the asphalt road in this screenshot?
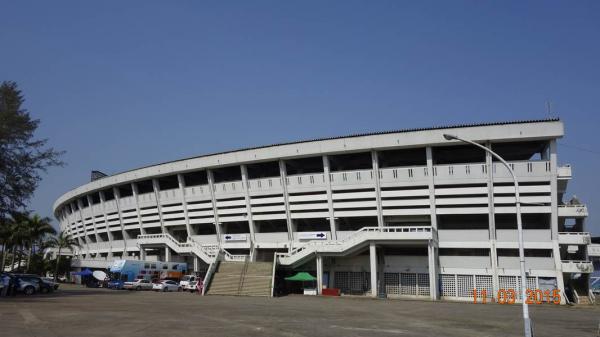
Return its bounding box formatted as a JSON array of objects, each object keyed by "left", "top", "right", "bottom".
[{"left": 0, "top": 284, "right": 598, "bottom": 337}]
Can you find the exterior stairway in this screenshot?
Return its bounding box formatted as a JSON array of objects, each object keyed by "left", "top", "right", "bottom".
[
  {"left": 207, "top": 261, "right": 273, "bottom": 297},
  {"left": 240, "top": 262, "right": 273, "bottom": 296}
]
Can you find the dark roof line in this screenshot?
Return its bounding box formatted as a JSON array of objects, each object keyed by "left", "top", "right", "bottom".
[{"left": 103, "top": 117, "right": 560, "bottom": 179}]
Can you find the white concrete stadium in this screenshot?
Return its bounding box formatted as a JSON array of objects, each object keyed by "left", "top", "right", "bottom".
[{"left": 52, "top": 118, "right": 593, "bottom": 302}]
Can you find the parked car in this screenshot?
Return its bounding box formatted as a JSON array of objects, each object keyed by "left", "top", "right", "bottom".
[
  {"left": 41, "top": 277, "right": 60, "bottom": 290},
  {"left": 179, "top": 275, "right": 196, "bottom": 288},
  {"left": 107, "top": 279, "right": 124, "bottom": 290},
  {"left": 153, "top": 280, "right": 182, "bottom": 292},
  {"left": 13, "top": 275, "right": 54, "bottom": 295},
  {"left": 123, "top": 279, "right": 153, "bottom": 291},
  {"left": 184, "top": 281, "right": 198, "bottom": 293}
]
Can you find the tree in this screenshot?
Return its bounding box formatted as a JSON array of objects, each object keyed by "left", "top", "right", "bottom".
[
  {"left": 24, "top": 214, "right": 56, "bottom": 272},
  {"left": 0, "top": 81, "right": 64, "bottom": 222},
  {"left": 48, "top": 232, "right": 80, "bottom": 282}
]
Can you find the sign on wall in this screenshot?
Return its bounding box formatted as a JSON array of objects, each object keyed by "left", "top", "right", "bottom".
[
  {"left": 298, "top": 232, "right": 327, "bottom": 240},
  {"left": 223, "top": 234, "right": 247, "bottom": 242}
]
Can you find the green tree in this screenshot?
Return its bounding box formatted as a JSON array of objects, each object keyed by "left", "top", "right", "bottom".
[
  {"left": 24, "top": 214, "right": 56, "bottom": 272},
  {"left": 0, "top": 81, "right": 64, "bottom": 222},
  {"left": 48, "top": 232, "right": 80, "bottom": 282}
]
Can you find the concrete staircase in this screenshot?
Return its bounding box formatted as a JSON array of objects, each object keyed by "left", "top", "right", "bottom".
[
  {"left": 207, "top": 261, "right": 273, "bottom": 297},
  {"left": 240, "top": 262, "right": 273, "bottom": 297}
]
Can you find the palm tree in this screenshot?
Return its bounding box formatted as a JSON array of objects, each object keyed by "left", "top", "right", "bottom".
[
  {"left": 48, "top": 232, "right": 80, "bottom": 282},
  {"left": 10, "top": 213, "right": 30, "bottom": 272},
  {"left": 24, "top": 214, "right": 56, "bottom": 272}
]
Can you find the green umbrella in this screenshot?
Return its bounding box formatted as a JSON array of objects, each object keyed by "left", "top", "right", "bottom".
[{"left": 285, "top": 272, "right": 317, "bottom": 282}]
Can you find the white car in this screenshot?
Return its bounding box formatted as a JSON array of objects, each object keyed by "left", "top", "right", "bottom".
[
  {"left": 153, "top": 280, "right": 182, "bottom": 292},
  {"left": 123, "top": 279, "right": 153, "bottom": 291},
  {"left": 184, "top": 280, "right": 204, "bottom": 293},
  {"left": 179, "top": 275, "right": 196, "bottom": 288}
]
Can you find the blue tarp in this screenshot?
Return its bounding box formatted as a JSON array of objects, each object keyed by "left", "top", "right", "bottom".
[{"left": 71, "top": 268, "right": 93, "bottom": 276}]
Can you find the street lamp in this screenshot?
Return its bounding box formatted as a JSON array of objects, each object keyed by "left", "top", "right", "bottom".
[{"left": 443, "top": 134, "right": 532, "bottom": 337}]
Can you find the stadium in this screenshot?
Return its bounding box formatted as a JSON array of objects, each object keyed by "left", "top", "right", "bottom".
[{"left": 51, "top": 118, "right": 593, "bottom": 303}]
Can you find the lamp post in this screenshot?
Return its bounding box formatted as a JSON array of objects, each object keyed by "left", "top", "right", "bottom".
[{"left": 443, "top": 134, "right": 532, "bottom": 337}]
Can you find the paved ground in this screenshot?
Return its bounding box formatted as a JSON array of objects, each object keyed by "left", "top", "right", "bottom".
[{"left": 0, "top": 284, "right": 598, "bottom": 337}]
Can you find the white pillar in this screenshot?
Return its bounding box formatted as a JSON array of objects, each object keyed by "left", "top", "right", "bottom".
[
  {"left": 371, "top": 150, "right": 384, "bottom": 228},
  {"left": 165, "top": 247, "right": 171, "bottom": 262},
  {"left": 177, "top": 173, "right": 193, "bottom": 239},
  {"left": 278, "top": 160, "right": 294, "bottom": 244},
  {"left": 322, "top": 155, "right": 337, "bottom": 239},
  {"left": 193, "top": 256, "right": 200, "bottom": 273},
  {"left": 240, "top": 165, "right": 256, "bottom": 245},
  {"left": 370, "top": 242, "right": 377, "bottom": 297},
  {"left": 316, "top": 255, "right": 323, "bottom": 295},
  {"left": 428, "top": 241, "right": 438, "bottom": 300},
  {"left": 140, "top": 248, "right": 146, "bottom": 261},
  {"left": 206, "top": 170, "right": 222, "bottom": 245}
]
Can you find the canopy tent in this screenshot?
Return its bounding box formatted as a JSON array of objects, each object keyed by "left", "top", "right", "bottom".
[
  {"left": 71, "top": 268, "right": 93, "bottom": 276},
  {"left": 285, "top": 272, "right": 317, "bottom": 282}
]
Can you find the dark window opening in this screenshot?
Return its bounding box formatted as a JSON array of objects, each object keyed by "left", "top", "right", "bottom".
[
  {"left": 212, "top": 166, "right": 241, "bottom": 183},
  {"left": 158, "top": 175, "right": 179, "bottom": 190},
  {"left": 136, "top": 180, "right": 154, "bottom": 194},
  {"left": 193, "top": 224, "right": 216, "bottom": 235},
  {"left": 254, "top": 219, "right": 288, "bottom": 233},
  {"left": 378, "top": 148, "right": 426, "bottom": 168},
  {"left": 382, "top": 247, "right": 428, "bottom": 255},
  {"left": 80, "top": 197, "right": 89, "bottom": 208},
  {"left": 90, "top": 193, "right": 100, "bottom": 205},
  {"left": 222, "top": 221, "right": 250, "bottom": 234},
  {"left": 491, "top": 141, "right": 548, "bottom": 161},
  {"left": 247, "top": 161, "right": 280, "bottom": 179},
  {"left": 329, "top": 152, "right": 372, "bottom": 171},
  {"left": 437, "top": 214, "right": 489, "bottom": 230},
  {"left": 294, "top": 218, "right": 330, "bottom": 232},
  {"left": 183, "top": 171, "right": 208, "bottom": 186},
  {"left": 118, "top": 184, "right": 133, "bottom": 198},
  {"left": 433, "top": 145, "right": 486, "bottom": 165},
  {"left": 111, "top": 231, "right": 123, "bottom": 240},
  {"left": 495, "top": 213, "right": 550, "bottom": 230},
  {"left": 285, "top": 156, "right": 324, "bottom": 175},
  {"left": 439, "top": 248, "right": 489, "bottom": 256},
  {"left": 103, "top": 188, "right": 115, "bottom": 201},
  {"left": 497, "top": 249, "right": 552, "bottom": 257},
  {"left": 337, "top": 217, "right": 377, "bottom": 231}
]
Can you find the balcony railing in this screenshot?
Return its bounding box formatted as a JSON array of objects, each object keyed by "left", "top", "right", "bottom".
[
  {"left": 561, "top": 260, "right": 593, "bottom": 273},
  {"left": 558, "top": 232, "right": 591, "bottom": 245},
  {"left": 558, "top": 204, "right": 588, "bottom": 218}
]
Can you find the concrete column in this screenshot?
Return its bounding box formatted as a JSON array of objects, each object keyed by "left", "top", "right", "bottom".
[
  {"left": 316, "top": 254, "right": 323, "bottom": 295},
  {"left": 371, "top": 150, "right": 384, "bottom": 228},
  {"left": 428, "top": 240, "right": 438, "bottom": 300},
  {"left": 193, "top": 256, "right": 200, "bottom": 273},
  {"left": 131, "top": 183, "right": 147, "bottom": 235},
  {"left": 86, "top": 195, "right": 102, "bottom": 248},
  {"left": 240, "top": 165, "right": 256, "bottom": 244},
  {"left": 98, "top": 191, "right": 114, "bottom": 259},
  {"left": 152, "top": 179, "right": 167, "bottom": 235},
  {"left": 549, "top": 139, "right": 566, "bottom": 302},
  {"left": 140, "top": 248, "right": 146, "bottom": 261},
  {"left": 76, "top": 199, "right": 91, "bottom": 256},
  {"left": 165, "top": 247, "right": 171, "bottom": 262},
  {"left": 206, "top": 170, "right": 222, "bottom": 244},
  {"left": 177, "top": 174, "right": 193, "bottom": 239},
  {"left": 369, "top": 242, "right": 377, "bottom": 297},
  {"left": 425, "top": 147, "right": 438, "bottom": 231},
  {"left": 322, "top": 156, "right": 337, "bottom": 239},
  {"left": 113, "top": 187, "right": 129, "bottom": 255},
  {"left": 278, "top": 160, "right": 294, "bottom": 244},
  {"left": 486, "top": 142, "right": 499, "bottom": 296}
]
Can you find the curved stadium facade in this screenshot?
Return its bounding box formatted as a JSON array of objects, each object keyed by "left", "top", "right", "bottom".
[{"left": 53, "top": 119, "right": 592, "bottom": 301}]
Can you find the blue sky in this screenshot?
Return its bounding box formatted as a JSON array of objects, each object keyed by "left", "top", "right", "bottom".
[{"left": 1, "top": 1, "right": 599, "bottom": 232}]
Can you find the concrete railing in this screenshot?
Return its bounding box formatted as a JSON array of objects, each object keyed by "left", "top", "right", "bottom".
[
  {"left": 558, "top": 232, "right": 591, "bottom": 245},
  {"left": 137, "top": 233, "right": 216, "bottom": 264},
  {"left": 558, "top": 204, "right": 588, "bottom": 218},
  {"left": 561, "top": 260, "right": 593, "bottom": 273},
  {"left": 278, "top": 226, "right": 433, "bottom": 266}
]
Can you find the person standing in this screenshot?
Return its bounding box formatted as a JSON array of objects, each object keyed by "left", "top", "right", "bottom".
[{"left": 0, "top": 274, "right": 8, "bottom": 297}]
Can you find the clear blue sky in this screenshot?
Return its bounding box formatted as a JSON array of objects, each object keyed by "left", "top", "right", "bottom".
[{"left": 1, "top": 1, "right": 599, "bottom": 232}]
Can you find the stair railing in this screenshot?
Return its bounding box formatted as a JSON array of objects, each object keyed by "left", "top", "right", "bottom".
[
  {"left": 202, "top": 250, "right": 223, "bottom": 296},
  {"left": 237, "top": 255, "right": 250, "bottom": 295}
]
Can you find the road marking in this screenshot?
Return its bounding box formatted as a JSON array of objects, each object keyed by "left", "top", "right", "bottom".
[{"left": 330, "top": 324, "right": 407, "bottom": 335}]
